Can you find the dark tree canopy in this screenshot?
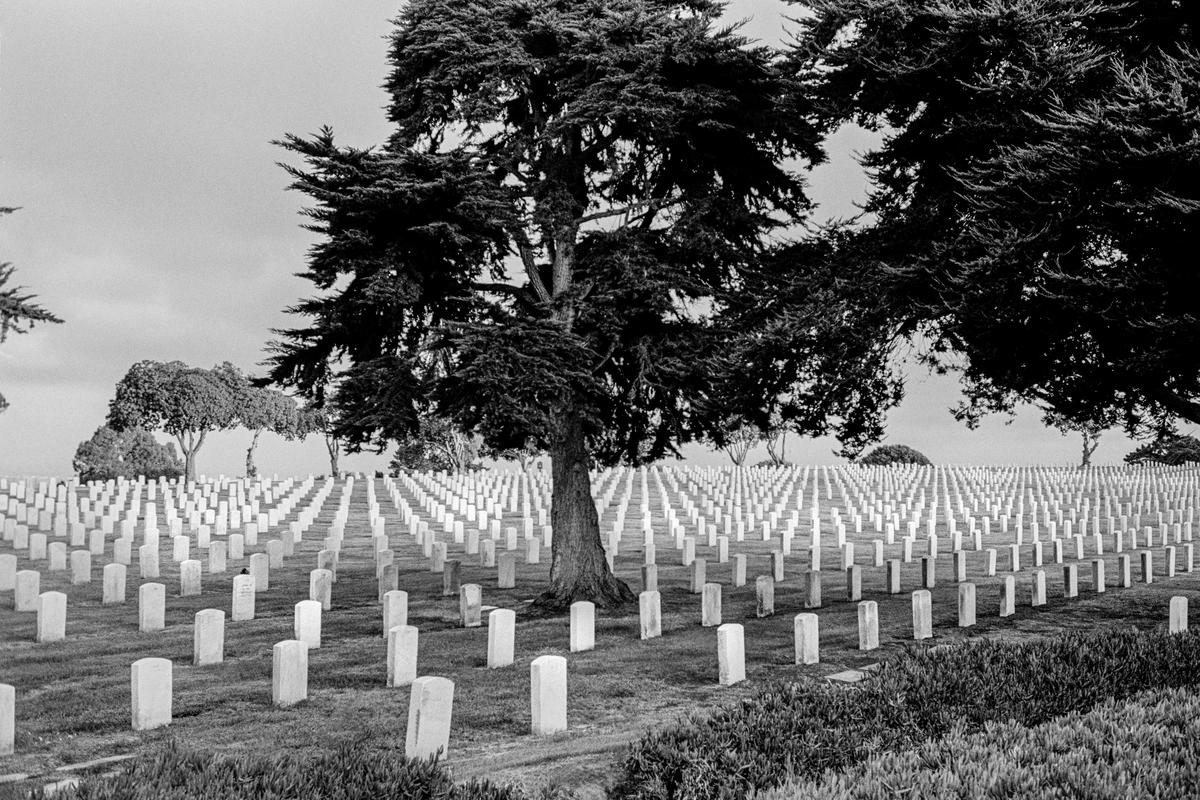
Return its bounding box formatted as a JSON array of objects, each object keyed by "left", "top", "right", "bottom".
[
  {"left": 265, "top": 0, "right": 826, "bottom": 608},
  {"left": 786, "top": 0, "right": 1200, "bottom": 436},
  {"left": 1, "top": 207, "right": 63, "bottom": 412},
  {"left": 73, "top": 426, "right": 184, "bottom": 483},
  {"left": 1125, "top": 434, "right": 1200, "bottom": 466}
]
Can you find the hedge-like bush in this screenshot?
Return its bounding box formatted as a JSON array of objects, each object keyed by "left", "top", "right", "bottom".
[
  {"left": 857, "top": 444, "right": 930, "bottom": 466},
  {"left": 763, "top": 686, "right": 1200, "bottom": 799},
  {"left": 610, "top": 628, "right": 1200, "bottom": 799},
  {"left": 34, "top": 741, "right": 526, "bottom": 800},
  {"left": 1125, "top": 434, "right": 1200, "bottom": 466},
  {"left": 72, "top": 426, "right": 184, "bottom": 483}
]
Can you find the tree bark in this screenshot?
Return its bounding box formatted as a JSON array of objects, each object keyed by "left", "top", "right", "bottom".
[
  {"left": 245, "top": 429, "right": 262, "bottom": 478},
  {"left": 325, "top": 435, "right": 340, "bottom": 476},
  {"left": 531, "top": 405, "right": 636, "bottom": 611},
  {"left": 177, "top": 433, "right": 197, "bottom": 483}
]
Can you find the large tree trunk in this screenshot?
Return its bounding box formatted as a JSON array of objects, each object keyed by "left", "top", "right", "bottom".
[{"left": 531, "top": 405, "right": 636, "bottom": 611}]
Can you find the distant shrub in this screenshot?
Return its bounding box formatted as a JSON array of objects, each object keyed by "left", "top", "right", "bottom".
[
  {"left": 1125, "top": 434, "right": 1200, "bottom": 466},
  {"left": 764, "top": 686, "right": 1200, "bottom": 800},
  {"left": 37, "top": 740, "right": 527, "bottom": 800},
  {"left": 72, "top": 426, "right": 183, "bottom": 483},
  {"left": 610, "top": 628, "right": 1200, "bottom": 800},
  {"left": 857, "top": 444, "right": 931, "bottom": 466}
]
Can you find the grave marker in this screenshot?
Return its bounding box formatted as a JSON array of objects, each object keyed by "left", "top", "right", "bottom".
[
  {"left": 530, "top": 655, "right": 568, "bottom": 736},
  {"left": 131, "top": 658, "right": 172, "bottom": 731}
]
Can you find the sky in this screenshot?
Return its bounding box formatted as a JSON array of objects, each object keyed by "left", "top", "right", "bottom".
[{"left": 0, "top": 1, "right": 1140, "bottom": 479}]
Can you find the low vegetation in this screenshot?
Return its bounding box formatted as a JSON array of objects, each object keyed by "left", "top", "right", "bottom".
[
  {"left": 610, "top": 627, "right": 1200, "bottom": 799},
  {"left": 856, "top": 444, "right": 931, "bottom": 466},
  {"left": 29, "top": 742, "right": 525, "bottom": 800},
  {"left": 764, "top": 686, "right": 1200, "bottom": 800}
]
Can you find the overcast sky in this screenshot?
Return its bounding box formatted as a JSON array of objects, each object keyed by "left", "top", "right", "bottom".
[{"left": 0, "top": 1, "right": 1140, "bottom": 478}]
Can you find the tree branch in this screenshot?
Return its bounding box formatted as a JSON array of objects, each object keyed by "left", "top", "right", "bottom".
[
  {"left": 576, "top": 196, "right": 682, "bottom": 226},
  {"left": 511, "top": 229, "right": 551, "bottom": 303}
]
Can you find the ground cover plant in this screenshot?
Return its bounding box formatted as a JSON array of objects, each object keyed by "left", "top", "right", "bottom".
[
  {"left": 22, "top": 741, "right": 523, "bottom": 800},
  {"left": 764, "top": 685, "right": 1200, "bottom": 800},
  {"left": 611, "top": 627, "right": 1200, "bottom": 799}
]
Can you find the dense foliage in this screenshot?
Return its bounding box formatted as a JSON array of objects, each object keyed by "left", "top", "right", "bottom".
[
  {"left": 786, "top": 0, "right": 1200, "bottom": 435},
  {"left": 1125, "top": 434, "right": 1200, "bottom": 466},
  {"left": 238, "top": 385, "right": 301, "bottom": 478},
  {"left": 766, "top": 687, "right": 1200, "bottom": 800},
  {"left": 857, "top": 444, "right": 930, "bottom": 466},
  {"left": 264, "top": 0, "right": 833, "bottom": 608},
  {"left": 611, "top": 627, "right": 1200, "bottom": 799},
  {"left": 38, "top": 741, "right": 530, "bottom": 800},
  {"left": 106, "top": 361, "right": 245, "bottom": 481},
  {"left": 0, "top": 207, "right": 62, "bottom": 413},
  {"left": 389, "top": 413, "right": 482, "bottom": 474},
  {"left": 72, "top": 426, "right": 184, "bottom": 483}
]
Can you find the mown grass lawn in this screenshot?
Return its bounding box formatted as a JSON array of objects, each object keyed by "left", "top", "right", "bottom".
[{"left": 1, "top": 473, "right": 1196, "bottom": 795}]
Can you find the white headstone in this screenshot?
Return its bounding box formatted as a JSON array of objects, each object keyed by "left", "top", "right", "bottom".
[
  {"left": 701, "top": 583, "right": 722, "bottom": 627},
  {"left": 231, "top": 574, "right": 255, "bottom": 621},
  {"left": 912, "top": 589, "right": 932, "bottom": 640},
  {"left": 249, "top": 552, "right": 269, "bottom": 591},
  {"left": 102, "top": 563, "right": 127, "bottom": 605},
  {"left": 294, "top": 600, "right": 322, "bottom": 649},
  {"left": 138, "top": 543, "right": 159, "bottom": 579},
  {"left": 272, "top": 640, "right": 309, "bottom": 707},
  {"left": 0, "top": 554, "right": 16, "bottom": 592},
  {"left": 487, "top": 608, "right": 516, "bottom": 668},
  {"left": 530, "top": 655, "right": 567, "bottom": 736},
  {"left": 958, "top": 582, "right": 976, "bottom": 628},
  {"left": 793, "top": 612, "right": 819, "bottom": 664},
  {"left": 570, "top": 601, "right": 595, "bottom": 652},
  {"left": 1170, "top": 596, "right": 1188, "bottom": 634},
  {"left": 208, "top": 540, "right": 227, "bottom": 574},
  {"left": 70, "top": 549, "right": 91, "bottom": 585},
  {"left": 130, "top": 657, "right": 172, "bottom": 731},
  {"left": 139, "top": 583, "right": 166, "bottom": 632},
  {"left": 14, "top": 570, "right": 40, "bottom": 612},
  {"left": 193, "top": 609, "right": 225, "bottom": 666},
  {"left": 459, "top": 583, "right": 482, "bottom": 628},
  {"left": 0, "top": 684, "right": 13, "bottom": 755},
  {"left": 716, "top": 622, "right": 746, "bottom": 686},
  {"left": 857, "top": 600, "right": 879, "bottom": 650},
  {"left": 405, "top": 676, "right": 454, "bottom": 759},
  {"left": 639, "top": 590, "right": 661, "bottom": 639},
  {"left": 179, "top": 559, "right": 202, "bottom": 597},
  {"left": 388, "top": 625, "right": 419, "bottom": 686},
  {"left": 309, "top": 568, "right": 333, "bottom": 610},
  {"left": 383, "top": 590, "right": 409, "bottom": 638},
  {"left": 36, "top": 591, "right": 67, "bottom": 643}
]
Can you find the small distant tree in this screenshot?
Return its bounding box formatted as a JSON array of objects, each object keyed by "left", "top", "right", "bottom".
[
  {"left": 1125, "top": 434, "right": 1200, "bottom": 466},
  {"left": 717, "top": 423, "right": 759, "bottom": 467},
  {"left": 763, "top": 412, "right": 789, "bottom": 466},
  {"left": 239, "top": 386, "right": 301, "bottom": 478},
  {"left": 1045, "top": 411, "right": 1106, "bottom": 468},
  {"left": 107, "top": 361, "right": 243, "bottom": 482},
  {"left": 73, "top": 426, "right": 184, "bottom": 483},
  {"left": 1, "top": 207, "right": 63, "bottom": 411},
  {"left": 858, "top": 444, "right": 931, "bottom": 466},
  {"left": 297, "top": 405, "right": 343, "bottom": 476},
  {"left": 390, "top": 412, "right": 482, "bottom": 474}
]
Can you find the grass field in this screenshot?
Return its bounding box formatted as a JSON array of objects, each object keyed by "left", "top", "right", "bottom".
[{"left": 1, "top": 467, "right": 1197, "bottom": 796}]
